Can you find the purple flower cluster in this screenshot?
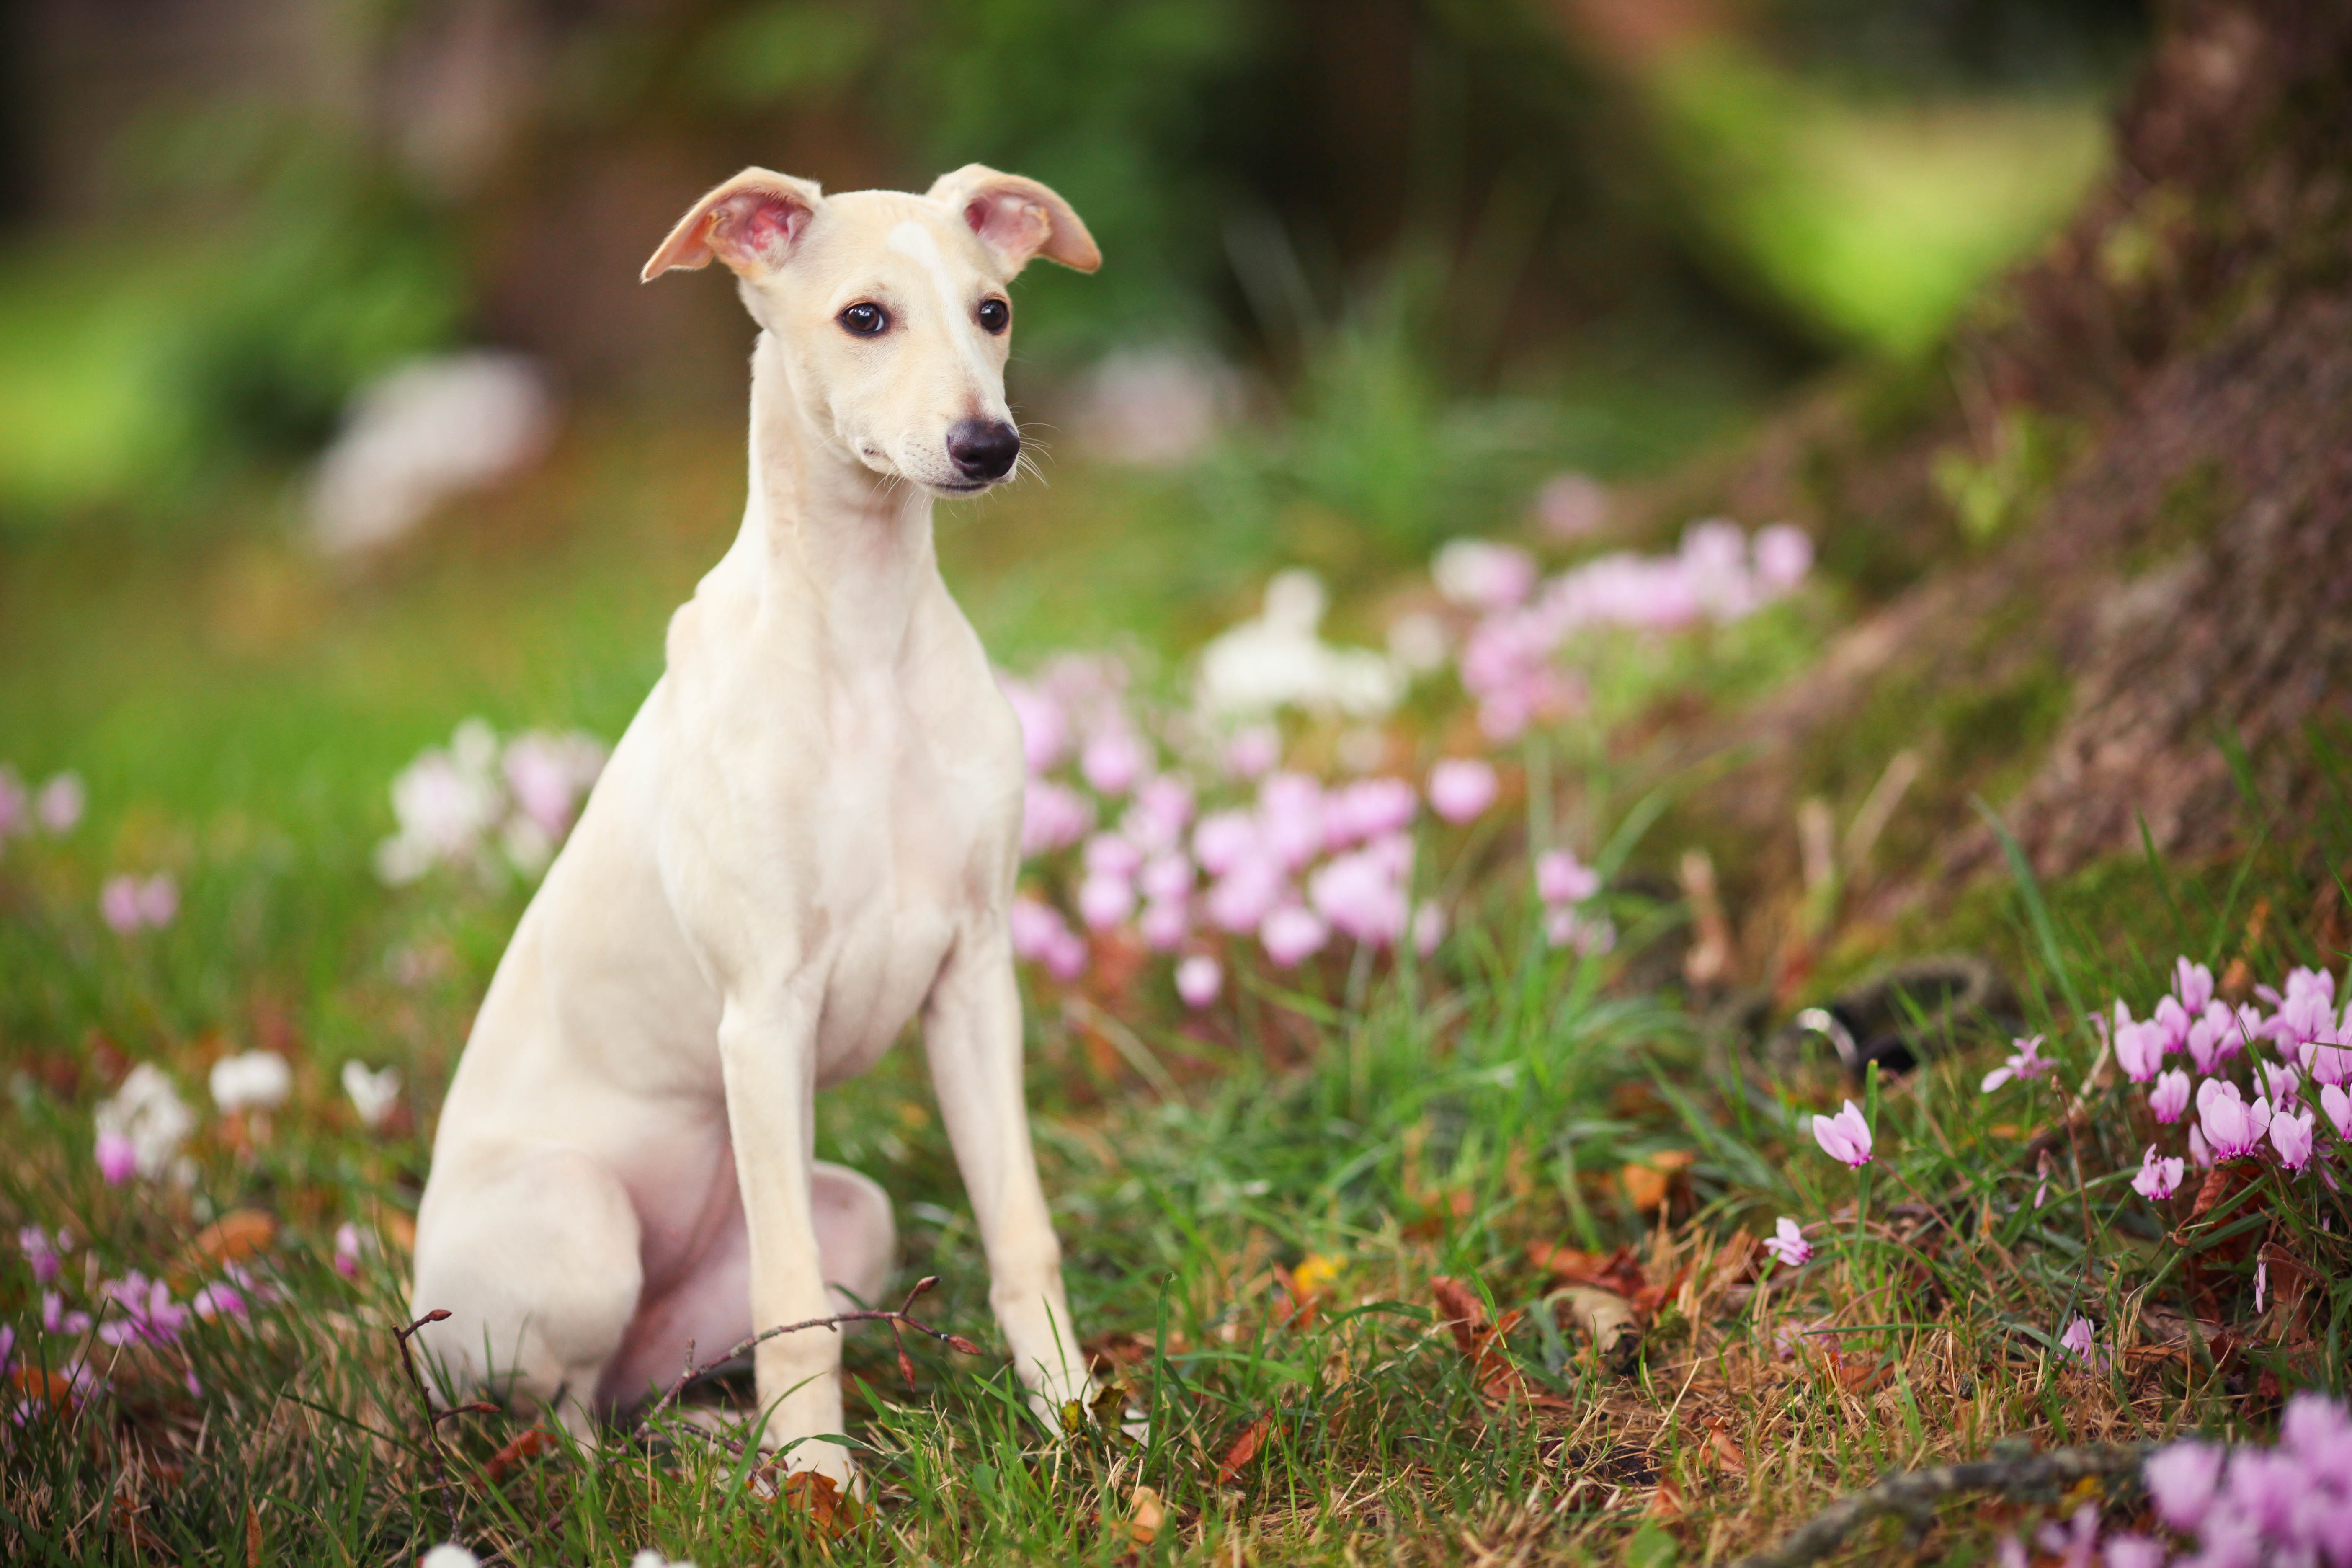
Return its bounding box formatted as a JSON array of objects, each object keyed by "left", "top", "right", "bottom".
[
  {"left": 1448, "top": 520, "right": 1811, "bottom": 740},
  {"left": 0, "top": 765, "right": 85, "bottom": 848},
  {"left": 998, "top": 651, "right": 1528, "bottom": 1003},
  {"left": 2132, "top": 1392, "right": 2352, "bottom": 1566},
  {"left": 2107, "top": 957, "right": 2352, "bottom": 1189}
]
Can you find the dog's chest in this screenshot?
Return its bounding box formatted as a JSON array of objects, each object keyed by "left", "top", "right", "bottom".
[{"left": 802, "top": 683, "right": 991, "bottom": 1081}]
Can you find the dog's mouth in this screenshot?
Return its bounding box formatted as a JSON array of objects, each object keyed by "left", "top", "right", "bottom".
[{"left": 928, "top": 477, "right": 998, "bottom": 497}]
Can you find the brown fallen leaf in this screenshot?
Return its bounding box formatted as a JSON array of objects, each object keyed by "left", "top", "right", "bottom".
[
  {"left": 779, "top": 1470, "right": 867, "bottom": 1538},
  {"left": 483, "top": 1426, "right": 555, "bottom": 1483},
  {"left": 1528, "top": 1243, "right": 1648, "bottom": 1300},
  {"left": 1124, "top": 1484, "right": 1166, "bottom": 1546},
  {"left": 1619, "top": 1150, "right": 1696, "bottom": 1215},
  {"left": 1703, "top": 1417, "right": 1747, "bottom": 1474},
  {"left": 1431, "top": 1276, "right": 1529, "bottom": 1398},
  {"left": 185, "top": 1210, "right": 276, "bottom": 1271},
  {"left": 245, "top": 1503, "right": 263, "bottom": 1568},
  {"left": 1649, "top": 1476, "right": 1686, "bottom": 1520},
  {"left": 1217, "top": 1413, "right": 1274, "bottom": 1485}
]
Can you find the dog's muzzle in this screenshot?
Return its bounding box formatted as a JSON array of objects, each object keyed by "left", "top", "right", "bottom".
[{"left": 946, "top": 418, "right": 1021, "bottom": 483}]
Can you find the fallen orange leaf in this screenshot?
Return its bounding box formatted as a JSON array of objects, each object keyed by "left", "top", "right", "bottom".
[{"left": 1217, "top": 1413, "right": 1274, "bottom": 1484}]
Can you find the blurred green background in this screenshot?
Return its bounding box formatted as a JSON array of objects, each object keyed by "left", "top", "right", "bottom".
[{"left": 0, "top": 0, "right": 2146, "bottom": 838}]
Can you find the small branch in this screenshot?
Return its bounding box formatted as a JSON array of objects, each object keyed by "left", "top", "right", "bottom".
[
  {"left": 393, "top": 1309, "right": 462, "bottom": 1540},
  {"left": 631, "top": 1275, "right": 982, "bottom": 1437},
  {"left": 1730, "top": 1444, "right": 2148, "bottom": 1568}
]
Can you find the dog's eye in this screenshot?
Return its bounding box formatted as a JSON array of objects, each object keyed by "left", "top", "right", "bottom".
[
  {"left": 838, "top": 303, "right": 889, "bottom": 337},
  {"left": 976, "top": 298, "right": 1010, "bottom": 335}
]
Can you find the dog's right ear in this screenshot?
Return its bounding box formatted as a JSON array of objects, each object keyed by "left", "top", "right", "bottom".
[{"left": 641, "top": 169, "right": 824, "bottom": 283}]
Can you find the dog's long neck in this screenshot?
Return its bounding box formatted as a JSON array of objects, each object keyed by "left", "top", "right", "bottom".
[{"left": 739, "top": 331, "right": 936, "bottom": 672}]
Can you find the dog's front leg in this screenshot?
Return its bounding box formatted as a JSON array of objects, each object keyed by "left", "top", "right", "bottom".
[
  {"left": 923, "top": 929, "right": 1090, "bottom": 1423},
  {"left": 717, "top": 989, "right": 856, "bottom": 1483}
]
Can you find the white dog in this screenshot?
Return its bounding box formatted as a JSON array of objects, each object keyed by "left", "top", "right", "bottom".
[{"left": 409, "top": 164, "right": 1101, "bottom": 1485}]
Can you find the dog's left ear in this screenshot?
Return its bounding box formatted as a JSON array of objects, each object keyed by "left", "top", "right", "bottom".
[{"left": 927, "top": 165, "right": 1101, "bottom": 276}]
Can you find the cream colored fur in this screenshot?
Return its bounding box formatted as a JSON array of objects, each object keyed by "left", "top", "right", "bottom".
[{"left": 408, "top": 165, "right": 1101, "bottom": 1485}]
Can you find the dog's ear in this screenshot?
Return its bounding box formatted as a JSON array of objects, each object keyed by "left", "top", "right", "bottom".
[
  {"left": 926, "top": 165, "right": 1101, "bottom": 276},
  {"left": 641, "top": 168, "right": 824, "bottom": 283}
]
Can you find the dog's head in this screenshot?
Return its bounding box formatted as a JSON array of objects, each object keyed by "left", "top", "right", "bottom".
[{"left": 642, "top": 165, "right": 1098, "bottom": 498}]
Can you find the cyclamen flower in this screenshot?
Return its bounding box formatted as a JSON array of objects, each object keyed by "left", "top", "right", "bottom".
[
  {"left": 1979, "top": 1034, "right": 2051, "bottom": 1093},
  {"left": 1020, "top": 781, "right": 1092, "bottom": 856},
  {"left": 2174, "top": 956, "right": 2216, "bottom": 1013},
  {"left": 2270, "top": 1106, "right": 2316, "bottom": 1172},
  {"left": 1410, "top": 900, "right": 1447, "bottom": 957},
  {"left": 1259, "top": 905, "right": 1328, "bottom": 968},
  {"left": 342, "top": 1062, "right": 402, "bottom": 1130},
  {"left": 18, "top": 1226, "right": 63, "bottom": 1284},
  {"left": 36, "top": 773, "right": 84, "bottom": 833},
  {"left": 209, "top": 1050, "right": 291, "bottom": 1114},
  {"left": 93, "top": 1064, "right": 193, "bottom": 1182},
  {"left": 334, "top": 1222, "right": 365, "bottom": 1280},
  {"left": 1426, "top": 758, "right": 1498, "bottom": 824},
  {"left": 2322, "top": 1083, "right": 2352, "bottom": 1139},
  {"left": 2056, "top": 1315, "right": 2099, "bottom": 1367},
  {"left": 1174, "top": 954, "right": 1222, "bottom": 1008},
  {"left": 1007, "top": 897, "right": 1087, "bottom": 981},
  {"left": 1811, "top": 1101, "right": 1873, "bottom": 1168},
  {"left": 2196, "top": 1079, "right": 2271, "bottom": 1161},
  {"left": 2148, "top": 1068, "right": 2191, "bottom": 1124},
  {"left": 1080, "top": 728, "right": 1150, "bottom": 796},
  {"left": 1761, "top": 1217, "right": 1812, "bottom": 1268},
  {"left": 100, "top": 873, "right": 178, "bottom": 934},
  {"left": 2113, "top": 1017, "right": 2169, "bottom": 1083},
  {"left": 2132, "top": 1145, "right": 2185, "bottom": 1201},
  {"left": 1534, "top": 850, "right": 1600, "bottom": 907}
]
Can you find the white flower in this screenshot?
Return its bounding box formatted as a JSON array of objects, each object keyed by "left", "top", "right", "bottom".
[
  {"left": 209, "top": 1051, "right": 292, "bottom": 1114},
  {"left": 341, "top": 1062, "right": 402, "bottom": 1129},
  {"left": 419, "top": 1545, "right": 480, "bottom": 1568},
  {"left": 1195, "top": 570, "right": 1406, "bottom": 720},
  {"left": 629, "top": 1552, "right": 699, "bottom": 1568},
  {"left": 94, "top": 1064, "right": 195, "bottom": 1180}
]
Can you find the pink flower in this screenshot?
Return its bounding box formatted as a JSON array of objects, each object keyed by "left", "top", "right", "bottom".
[
  {"left": 1007, "top": 897, "right": 1087, "bottom": 981},
  {"left": 2256, "top": 1261, "right": 2269, "bottom": 1312},
  {"left": 1174, "top": 954, "right": 1222, "bottom": 1008},
  {"left": 1081, "top": 728, "right": 1150, "bottom": 797},
  {"left": 1535, "top": 472, "right": 1607, "bottom": 539},
  {"left": 998, "top": 678, "right": 1070, "bottom": 773},
  {"left": 2187, "top": 1122, "right": 2213, "bottom": 1169},
  {"left": 1224, "top": 724, "right": 1280, "bottom": 780},
  {"left": 2197, "top": 1079, "right": 2271, "bottom": 1161},
  {"left": 1126, "top": 776, "right": 1194, "bottom": 852},
  {"left": 1544, "top": 905, "right": 1616, "bottom": 954},
  {"left": 100, "top": 876, "right": 143, "bottom": 934},
  {"left": 1191, "top": 810, "right": 1258, "bottom": 877},
  {"left": 1019, "top": 781, "right": 1092, "bottom": 856},
  {"left": 2185, "top": 1001, "right": 2245, "bottom": 1073},
  {"left": 2149, "top": 1068, "right": 2191, "bottom": 1123},
  {"left": 2153, "top": 994, "right": 2192, "bottom": 1052},
  {"left": 333, "top": 1223, "right": 363, "bottom": 1280},
  {"left": 2322, "top": 1083, "right": 2352, "bottom": 1139},
  {"left": 1811, "top": 1101, "right": 1873, "bottom": 1167},
  {"left": 1410, "top": 900, "right": 1447, "bottom": 956},
  {"left": 2270, "top": 1106, "right": 2316, "bottom": 1172},
  {"left": 1426, "top": 759, "right": 1498, "bottom": 824},
  {"left": 1980, "top": 1035, "right": 2051, "bottom": 1093},
  {"left": 36, "top": 773, "right": 84, "bottom": 833},
  {"left": 1076, "top": 872, "right": 1135, "bottom": 931},
  {"left": 2300, "top": 1026, "right": 2352, "bottom": 1088},
  {"left": 1137, "top": 851, "right": 1192, "bottom": 907},
  {"left": 1323, "top": 778, "right": 1416, "bottom": 848},
  {"left": 1752, "top": 524, "right": 1813, "bottom": 593},
  {"left": 1534, "top": 849, "right": 1600, "bottom": 907},
  {"left": 2056, "top": 1314, "right": 2099, "bottom": 1367},
  {"left": 18, "top": 1227, "right": 61, "bottom": 1284},
  {"left": 1256, "top": 774, "right": 1327, "bottom": 869},
  {"left": 1203, "top": 858, "right": 1285, "bottom": 934},
  {"left": 2133, "top": 1145, "right": 2184, "bottom": 1201},
  {"left": 1138, "top": 898, "right": 1189, "bottom": 951},
  {"left": 2113, "top": 1018, "right": 2169, "bottom": 1083},
  {"left": 1761, "top": 1217, "right": 1812, "bottom": 1268},
  {"left": 1431, "top": 539, "right": 1538, "bottom": 610},
  {"left": 2175, "top": 956, "right": 2215, "bottom": 1013},
  {"left": 1307, "top": 844, "right": 1411, "bottom": 947},
  {"left": 1259, "top": 905, "right": 1328, "bottom": 968},
  {"left": 94, "top": 1130, "right": 137, "bottom": 1185}
]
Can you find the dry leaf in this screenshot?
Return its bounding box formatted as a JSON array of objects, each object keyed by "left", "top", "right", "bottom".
[
  {"left": 483, "top": 1426, "right": 555, "bottom": 1483},
  {"left": 1217, "top": 1413, "right": 1273, "bottom": 1484},
  {"left": 245, "top": 1504, "right": 263, "bottom": 1568},
  {"left": 1619, "top": 1150, "right": 1695, "bottom": 1214},
  {"left": 173, "top": 1210, "right": 276, "bottom": 1287},
  {"left": 1124, "top": 1484, "right": 1166, "bottom": 1546},
  {"left": 1431, "top": 1276, "right": 1529, "bottom": 1398},
  {"left": 779, "top": 1470, "right": 866, "bottom": 1538},
  {"left": 1649, "top": 1477, "right": 1686, "bottom": 1520},
  {"left": 1528, "top": 1243, "right": 1648, "bottom": 1299},
  {"left": 1554, "top": 1287, "right": 1641, "bottom": 1372},
  {"left": 1703, "top": 1418, "right": 1747, "bottom": 1474}
]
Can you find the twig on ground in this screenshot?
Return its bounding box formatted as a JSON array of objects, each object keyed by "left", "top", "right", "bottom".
[
  {"left": 631, "top": 1275, "right": 982, "bottom": 1437},
  {"left": 393, "top": 1309, "right": 462, "bottom": 1540},
  {"left": 1729, "top": 1444, "right": 2148, "bottom": 1568}
]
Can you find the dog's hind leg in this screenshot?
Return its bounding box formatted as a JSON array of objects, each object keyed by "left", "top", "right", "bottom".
[{"left": 409, "top": 1148, "right": 643, "bottom": 1442}]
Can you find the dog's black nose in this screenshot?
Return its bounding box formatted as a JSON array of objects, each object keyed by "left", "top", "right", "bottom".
[{"left": 946, "top": 418, "right": 1021, "bottom": 482}]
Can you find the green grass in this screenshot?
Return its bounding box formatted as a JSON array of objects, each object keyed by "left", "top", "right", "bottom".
[{"left": 3, "top": 426, "right": 2346, "bottom": 1566}]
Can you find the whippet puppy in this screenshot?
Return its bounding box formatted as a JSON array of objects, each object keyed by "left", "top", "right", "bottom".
[{"left": 409, "top": 165, "right": 1101, "bottom": 1485}]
